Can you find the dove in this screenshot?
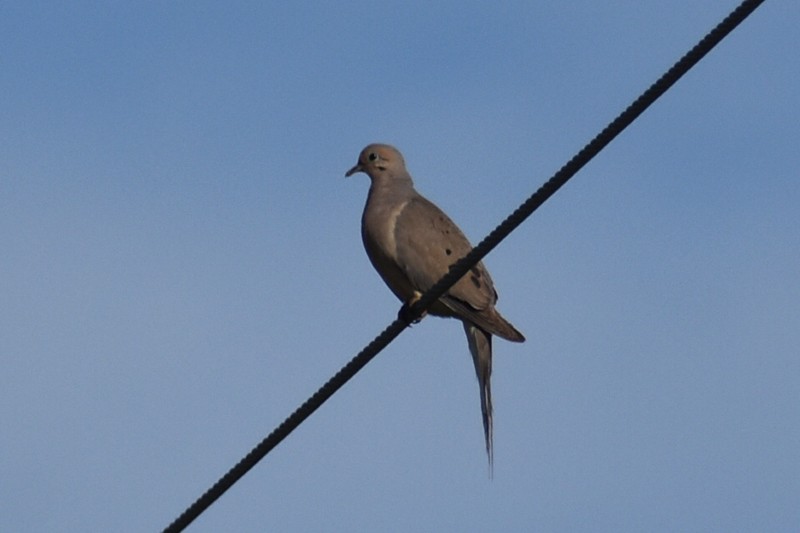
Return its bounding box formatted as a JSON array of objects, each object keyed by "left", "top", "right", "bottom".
[{"left": 345, "top": 143, "right": 525, "bottom": 469}]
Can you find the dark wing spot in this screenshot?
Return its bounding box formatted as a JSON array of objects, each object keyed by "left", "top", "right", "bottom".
[
  {"left": 445, "top": 248, "right": 452, "bottom": 256},
  {"left": 469, "top": 267, "right": 482, "bottom": 289}
]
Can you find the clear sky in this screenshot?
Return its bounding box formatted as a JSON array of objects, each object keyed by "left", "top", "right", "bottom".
[{"left": 2, "top": 2, "right": 798, "bottom": 532}]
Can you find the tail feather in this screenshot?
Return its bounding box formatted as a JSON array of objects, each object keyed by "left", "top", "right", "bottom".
[
  {"left": 444, "top": 296, "right": 525, "bottom": 343},
  {"left": 463, "top": 321, "right": 493, "bottom": 475},
  {"left": 488, "top": 310, "right": 525, "bottom": 343}
]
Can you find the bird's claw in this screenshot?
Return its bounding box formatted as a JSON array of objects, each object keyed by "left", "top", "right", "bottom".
[{"left": 399, "top": 291, "right": 427, "bottom": 325}]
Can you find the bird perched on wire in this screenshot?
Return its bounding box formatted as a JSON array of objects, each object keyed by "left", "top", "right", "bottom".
[{"left": 345, "top": 143, "right": 525, "bottom": 471}]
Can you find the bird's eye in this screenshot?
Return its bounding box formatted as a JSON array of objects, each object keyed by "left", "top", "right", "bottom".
[{"left": 368, "top": 152, "right": 378, "bottom": 162}]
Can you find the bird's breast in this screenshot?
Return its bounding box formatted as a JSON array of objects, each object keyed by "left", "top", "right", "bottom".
[{"left": 361, "top": 198, "right": 416, "bottom": 302}]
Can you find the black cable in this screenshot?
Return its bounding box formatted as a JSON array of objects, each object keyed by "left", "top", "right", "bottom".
[
  {"left": 406, "top": 0, "right": 767, "bottom": 322},
  {"left": 163, "top": 1, "right": 766, "bottom": 530}
]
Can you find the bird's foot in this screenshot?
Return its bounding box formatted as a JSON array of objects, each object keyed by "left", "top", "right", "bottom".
[{"left": 399, "top": 291, "right": 427, "bottom": 325}]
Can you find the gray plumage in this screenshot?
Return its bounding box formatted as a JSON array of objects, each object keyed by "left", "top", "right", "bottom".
[{"left": 346, "top": 143, "right": 525, "bottom": 471}]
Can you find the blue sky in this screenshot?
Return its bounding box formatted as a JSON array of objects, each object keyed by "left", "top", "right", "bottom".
[{"left": 2, "top": 2, "right": 798, "bottom": 531}]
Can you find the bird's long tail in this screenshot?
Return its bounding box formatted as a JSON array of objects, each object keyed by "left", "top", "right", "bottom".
[{"left": 463, "top": 321, "right": 493, "bottom": 475}]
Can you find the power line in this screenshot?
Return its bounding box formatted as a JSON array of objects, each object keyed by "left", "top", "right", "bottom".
[{"left": 163, "top": 1, "right": 766, "bottom": 530}]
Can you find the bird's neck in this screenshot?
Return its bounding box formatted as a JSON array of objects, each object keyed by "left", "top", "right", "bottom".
[{"left": 368, "top": 174, "right": 415, "bottom": 196}]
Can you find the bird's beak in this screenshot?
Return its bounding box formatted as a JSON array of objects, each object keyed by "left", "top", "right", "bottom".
[{"left": 345, "top": 163, "right": 362, "bottom": 177}]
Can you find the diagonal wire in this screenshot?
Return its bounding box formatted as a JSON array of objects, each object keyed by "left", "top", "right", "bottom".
[{"left": 163, "top": 1, "right": 766, "bottom": 530}]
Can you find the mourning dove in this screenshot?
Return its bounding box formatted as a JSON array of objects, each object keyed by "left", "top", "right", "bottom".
[{"left": 346, "top": 143, "right": 525, "bottom": 469}]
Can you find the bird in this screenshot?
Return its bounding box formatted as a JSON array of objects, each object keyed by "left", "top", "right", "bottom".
[{"left": 345, "top": 143, "right": 525, "bottom": 470}]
